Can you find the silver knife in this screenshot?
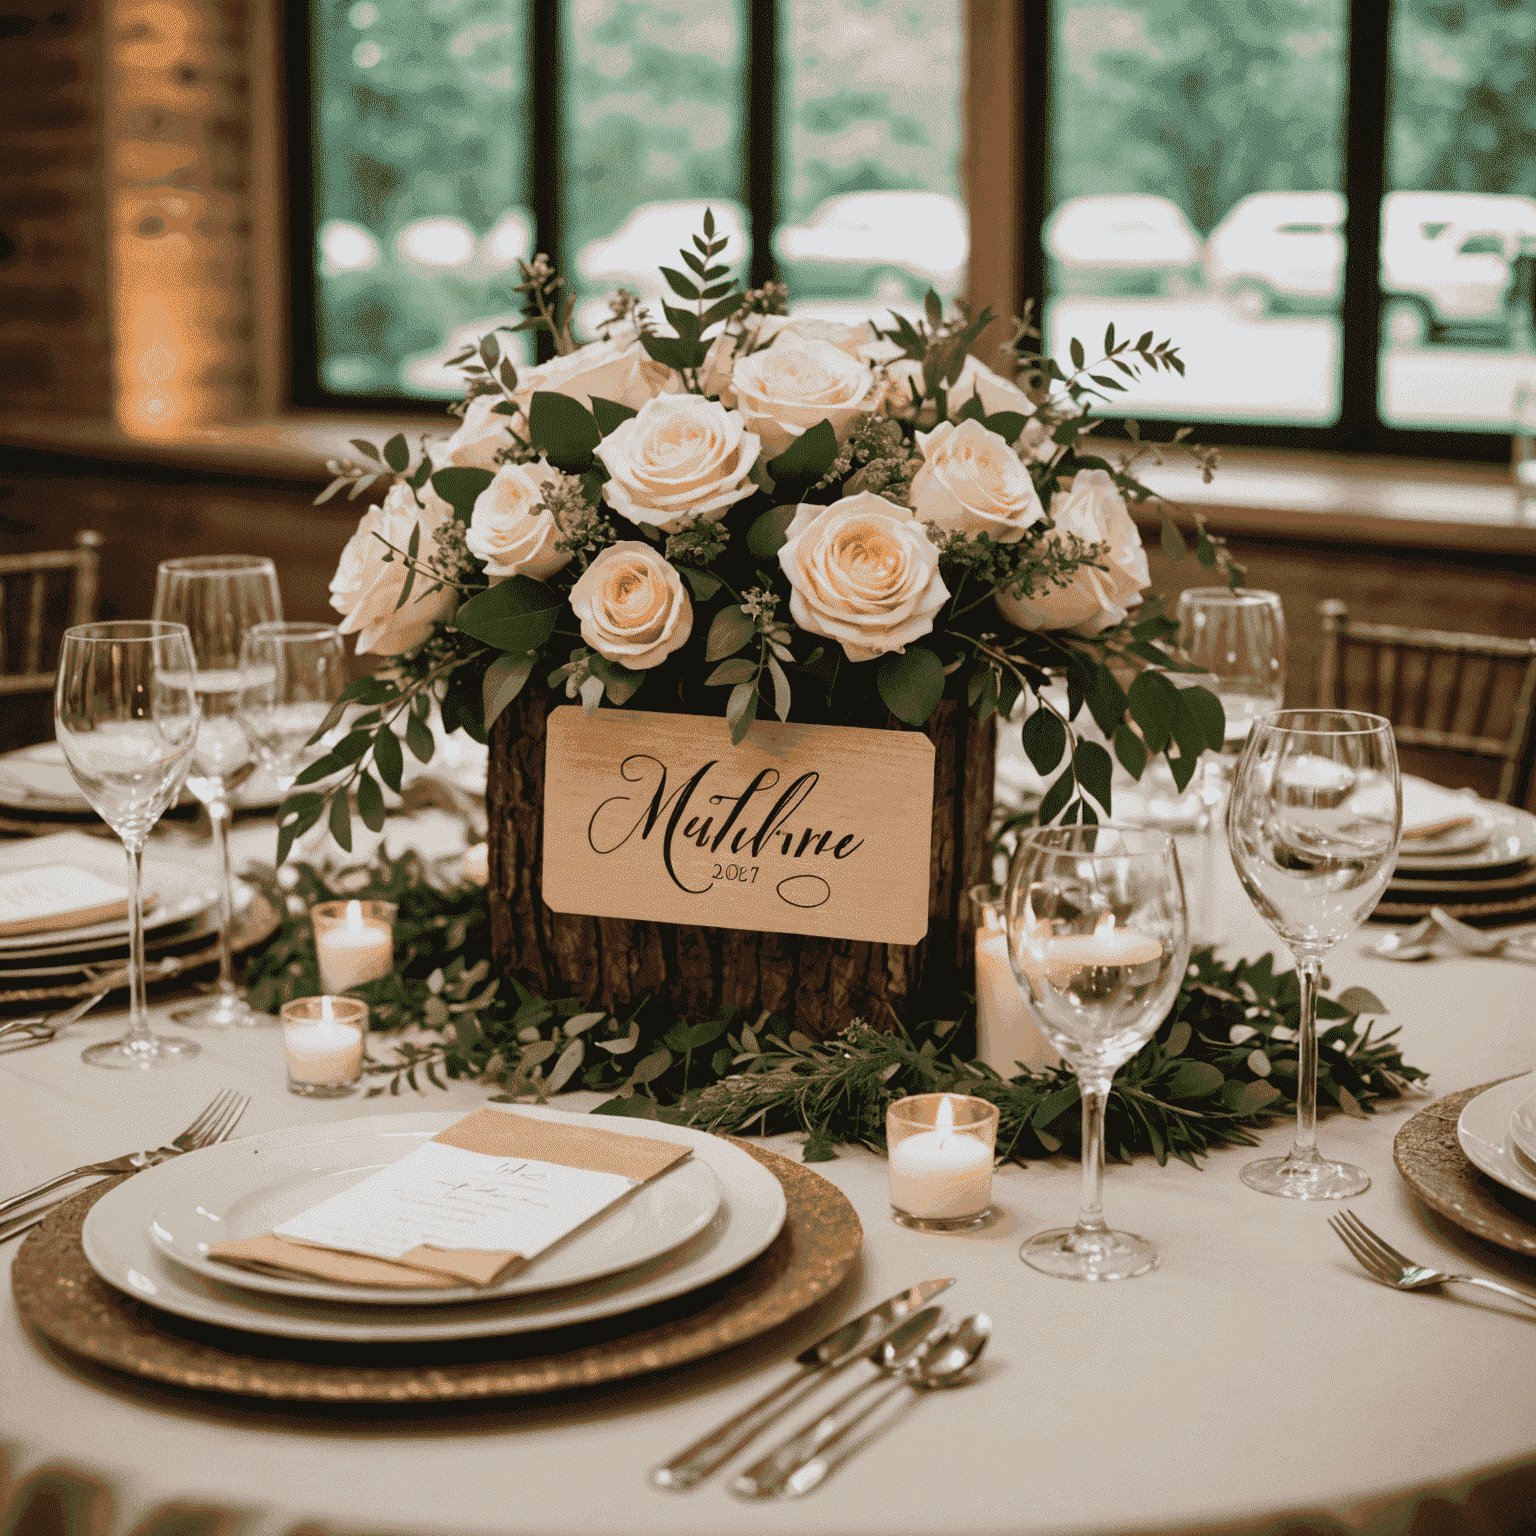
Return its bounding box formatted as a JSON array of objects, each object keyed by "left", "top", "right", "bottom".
[{"left": 650, "top": 1277, "right": 954, "bottom": 1490}]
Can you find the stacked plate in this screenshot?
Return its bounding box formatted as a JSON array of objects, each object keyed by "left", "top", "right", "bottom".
[
  {"left": 1456, "top": 1076, "right": 1536, "bottom": 1208},
  {"left": 0, "top": 833, "right": 257, "bottom": 1007},
  {"left": 83, "top": 1106, "right": 789, "bottom": 1345},
  {"left": 0, "top": 740, "right": 286, "bottom": 828},
  {"left": 1371, "top": 777, "right": 1536, "bottom": 927}
]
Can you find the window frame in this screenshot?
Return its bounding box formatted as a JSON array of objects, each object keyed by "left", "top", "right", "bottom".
[{"left": 1023, "top": 0, "right": 1511, "bottom": 465}]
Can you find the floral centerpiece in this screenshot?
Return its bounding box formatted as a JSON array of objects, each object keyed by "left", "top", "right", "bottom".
[{"left": 294, "top": 210, "right": 1233, "bottom": 1033}]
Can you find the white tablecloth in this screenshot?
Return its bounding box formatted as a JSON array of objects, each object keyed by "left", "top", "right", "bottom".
[{"left": 3, "top": 833, "right": 1535, "bottom": 1536}]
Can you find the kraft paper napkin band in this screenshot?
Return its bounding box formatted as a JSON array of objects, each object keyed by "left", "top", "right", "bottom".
[
  {"left": 206, "top": 1109, "right": 692, "bottom": 1289},
  {"left": 0, "top": 864, "right": 157, "bottom": 939}
]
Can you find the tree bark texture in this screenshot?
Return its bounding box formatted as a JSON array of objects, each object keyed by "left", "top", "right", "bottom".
[{"left": 487, "top": 687, "right": 996, "bottom": 1039}]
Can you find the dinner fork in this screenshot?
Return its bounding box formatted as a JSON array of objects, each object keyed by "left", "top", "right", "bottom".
[
  {"left": 1328, "top": 1210, "right": 1536, "bottom": 1313},
  {"left": 0, "top": 992, "right": 110, "bottom": 1053},
  {"left": 0, "top": 1089, "right": 250, "bottom": 1221}
]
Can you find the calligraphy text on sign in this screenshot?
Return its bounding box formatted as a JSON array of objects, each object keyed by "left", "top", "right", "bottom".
[{"left": 541, "top": 708, "right": 936, "bottom": 944}]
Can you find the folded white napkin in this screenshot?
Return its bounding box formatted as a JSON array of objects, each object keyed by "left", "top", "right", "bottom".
[{"left": 1400, "top": 776, "right": 1477, "bottom": 833}]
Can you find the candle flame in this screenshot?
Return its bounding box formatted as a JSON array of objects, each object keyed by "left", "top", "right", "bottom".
[
  {"left": 936, "top": 1094, "right": 955, "bottom": 1132},
  {"left": 344, "top": 899, "right": 364, "bottom": 928},
  {"left": 320, "top": 996, "right": 334, "bottom": 1022},
  {"left": 1093, "top": 911, "right": 1117, "bottom": 938}
]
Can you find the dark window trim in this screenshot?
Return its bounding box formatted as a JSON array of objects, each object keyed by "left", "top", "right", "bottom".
[{"left": 1028, "top": 0, "right": 1511, "bottom": 465}]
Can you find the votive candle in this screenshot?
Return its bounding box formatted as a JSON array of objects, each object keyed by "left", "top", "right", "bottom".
[
  {"left": 887, "top": 1093, "right": 1000, "bottom": 1232},
  {"left": 311, "top": 899, "right": 395, "bottom": 994},
  {"left": 281, "top": 994, "right": 368, "bottom": 1097},
  {"left": 970, "top": 884, "right": 1059, "bottom": 1076}
]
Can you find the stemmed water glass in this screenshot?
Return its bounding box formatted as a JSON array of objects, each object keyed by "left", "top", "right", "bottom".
[
  {"left": 237, "top": 622, "right": 347, "bottom": 854},
  {"left": 55, "top": 622, "right": 202, "bottom": 1069},
  {"left": 1175, "top": 588, "right": 1286, "bottom": 937},
  {"left": 1226, "top": 710, "right": 1401, "bottom": 1199},
  {"left": 1004, "top": 825, "right": 1189, "bottom": 1280},
  {"left": 153, "top": 555, "right": 283, "bottom": 1027}
]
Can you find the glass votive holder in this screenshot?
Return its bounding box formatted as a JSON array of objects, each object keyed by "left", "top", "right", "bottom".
[
  {"left": 887, "top": 1092, "right": 1001, "bottom": 1233},
  {"left": 280, "top": 995, "right": 368, "bottom": 1097},
  {"left": 311, "top": 899, "right": 396, "bottom": 994}
]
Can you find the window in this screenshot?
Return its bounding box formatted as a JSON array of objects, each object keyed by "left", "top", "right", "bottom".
[
  {"left": 294, "top": 0, "right": 966, "bottom": 407},
  {"left": 1034, "top": 0, "right": 1536, "bottom": 461}
]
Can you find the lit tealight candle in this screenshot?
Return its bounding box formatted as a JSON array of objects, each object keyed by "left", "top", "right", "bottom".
[
  {"left": 975, "top": 927, "right": 1059, "bottom": 1074},
  {"left": 1031, "top": 912, "right": 1163, "bottom": 985},
  {"left": 280, "top": 995, "right": 368, "bottom": 1097},
  {"left": 312, "top": 899, "right": 395, "bottom": 995},
  {"left": 887, "top": 1093, "right": 1000, "bottom": 1232}
]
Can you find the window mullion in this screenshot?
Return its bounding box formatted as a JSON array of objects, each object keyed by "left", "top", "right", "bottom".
[
  {"left": 530, "top": 0, "right": 561, "bottom": 363},
  {"left": 745, "top": 0, "right": 777, "bottom": 291},
  {"left": 1339, "top": 0, "right": 1392, "bottom": 448}
]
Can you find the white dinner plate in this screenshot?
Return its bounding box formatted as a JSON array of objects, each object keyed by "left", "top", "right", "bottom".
[
  {"left": 145, "top": 1122, "right": 723, "bottom": 1304},
  {"left": 1395, "top": 801, "right": 1536, "bottom": 876},
  {"left": 0, "top": 741, "right": 287, "bottom": 814},
  {"left": 0, "top": 836, "right": 227, "bottom": 953},
  {"left": 1456, "top": 1074, "right": 1536, "bottom": 1203},
  {"left": 81, "top": 1107, "right": 788, "bottom": 1342},
  {"left": 1508, "top": 1089, "right": 1536, "bottom": 1169}
]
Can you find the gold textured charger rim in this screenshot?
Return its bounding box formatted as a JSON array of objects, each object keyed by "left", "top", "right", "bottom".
[
  {"left": 12, "top": 1138, "right": 862, "bottom": 1403},
  {"left": 1393, "top": 1079, "right": 1536, "bottom": 1258}
]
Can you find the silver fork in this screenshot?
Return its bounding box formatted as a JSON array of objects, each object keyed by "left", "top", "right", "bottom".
[
  {"left": 1329, "top": 1210, "right": 1536, "bottom": 1313},
  {"left": 0, "top": 992, "right": 110, "bottom": 1053},
  {"left": 0, "top": 1089, "right": 250, "bottom": 1223}
]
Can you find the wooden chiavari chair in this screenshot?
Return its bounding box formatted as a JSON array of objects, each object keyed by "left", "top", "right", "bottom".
[
  {"left": 0, "top": 530, "right": 103, "bottom": 697},
  {"left": 1317, "top": 598, "right": 1536, "bottom": 806}
]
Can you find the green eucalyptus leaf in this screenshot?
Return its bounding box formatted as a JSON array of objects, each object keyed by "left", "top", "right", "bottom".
[
  {"left": 527, "top": 391, "right": 602, "bottom": 469},
  {"left": 454, "top": 574, "right": 565, "bottom": 653}
]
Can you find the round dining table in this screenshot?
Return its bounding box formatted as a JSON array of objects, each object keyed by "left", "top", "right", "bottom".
[{"left": 3, "top": 824, "right": 1535, "bottom": 1536}]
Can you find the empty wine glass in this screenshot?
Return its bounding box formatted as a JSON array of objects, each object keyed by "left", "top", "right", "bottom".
[
  {"left": 154, "top": 555, "right": 283, "bottom": 1028},
  {"left": 1175, "top": 588, "right": 1286, "bottom": 937},
  {"left": 1227, "top": 710, "right": 1401, "bottom": 1199},
  {"left": 1005, "top": 825, "right": 1189, "bottom": 1280},
  {"left": 55, "top": 622, "right": 202, "bottom": 1069}
]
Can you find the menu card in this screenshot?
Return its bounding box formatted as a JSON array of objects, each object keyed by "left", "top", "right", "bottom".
[
  {"left": 0, "top": 864, "right": 156, "bottom": 939},
  {"left": 207, "top": 1107, "right": 692, "bottom": 1288}
]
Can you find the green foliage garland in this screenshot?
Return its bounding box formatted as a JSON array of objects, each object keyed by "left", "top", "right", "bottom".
[{"left": 241, "top": 855, "right": 1429, "bottom": 1167}]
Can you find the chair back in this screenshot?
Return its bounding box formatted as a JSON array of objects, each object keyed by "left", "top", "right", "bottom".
[
  {"left": 0, "top": 531, "right": 103, "bottom": 697},
  {"left": 1317, "top": 598, "right": 1536, "bottom": 805}
]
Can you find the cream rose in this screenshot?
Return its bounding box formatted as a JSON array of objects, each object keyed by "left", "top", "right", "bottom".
[
  {"left": 569, "top": 541, "right": 693, "bottom": 670},
  {"left": 994, "top": 469, "right": 1150, "bottom": 636},
  {"left": 730, "top": 335, "right": 876, "bottom": 460},
  {"left": 440, "top": 391, "right": 512, "bottom": 471},
  {"left": 883, "top": 353, "right": 1036, "bottom": 421},
  {"left": 702, "top": 316, "right": 873, "bottom": 406},
  {"left": 512, "top": 335, "right": 670, "bottom": 418},
  {"left": 465, "top": 459, "right": 565, "bottom": 582},
  {"left": 594, "top": 394, "right": 761, "bottom": 533},
  {"left": 777, "top": 491, "right": 949, "bottom": 663},
  {"left": 329, "top": 482, "right": 456, "bottom": 656},
  {"left": 911, "top": 419, "right": 1045, "bottom": 543}
]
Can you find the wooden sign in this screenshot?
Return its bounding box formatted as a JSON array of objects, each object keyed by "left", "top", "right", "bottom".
[{"left": 541, "top": 707, "right": 936, "bottom": 945}]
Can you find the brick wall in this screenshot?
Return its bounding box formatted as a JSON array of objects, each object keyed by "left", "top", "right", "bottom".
[{"left": 0, "top": 0, "right": 114, "bottom": 418}]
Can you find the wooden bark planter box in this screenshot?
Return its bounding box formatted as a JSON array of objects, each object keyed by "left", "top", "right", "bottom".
[{"left": 486, "top": 686, "right": 996, "bottom": 1038}]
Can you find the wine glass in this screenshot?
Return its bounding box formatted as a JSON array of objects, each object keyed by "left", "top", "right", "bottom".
[
  {"left": 237, "top": 622, "right": 347, "bottom": 860},
  {"left": 154, "top": 555, "right": 283, "bottom": 1027},
  {"left": 1004, "top": 825, "right": 1189, "bottom": 1280},
  {"left": 1226, "top": 710, "right": 1401, "bottom": 1199},
  {"left": 1175, "top": 588, "right": 1286, "bottom": 937},
  {"left": 55, "top": 622, "right": 202, "bottom": 1069}
]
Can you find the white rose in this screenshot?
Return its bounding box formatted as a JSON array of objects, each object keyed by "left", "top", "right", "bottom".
[
  {"left": 911, "top": 419, "right": 1045, "bottom": 543},
  {"left": 995, "top": 469, "right": 1151, "bottom": 636},
  {"left": 329, "top": 482, "right": 456, "bottom": 656},
  {"left": 465, "top": 460, "right": 566, "bottom": 582},
  {"left": 883, "top": 354, "right": 1036, "bottom": 421},
  {"left": 730, "top": 335, "right": 876, "bottom": 460},
  {"left": 569, "top": 541, "right": 693, "bottom": 670},
  {"left": 594, "top": 394, "right": 761, "bottom": 534},
  {"left": 702, "top": 315, "right": 874, "bottom": 407},
  {"left": 776, "top": 491, "right": 950, "bottom": 663},
  {"left": 441, "top": 392, "right": 512, "bottom": 471},
  {"left": 512, "top": 336, "right": 670, "bottom": 418}
]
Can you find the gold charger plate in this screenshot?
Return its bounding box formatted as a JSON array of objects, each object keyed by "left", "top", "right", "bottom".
[
  {"left": 0, "top": 892, "right": 281, "bottom": 1007},
  {"left": 1393, "top": 1080, "right": 1536, "bottom": 1258},
  {"left": 12, "top": 1139, "right": 862, "bottom": 1403}
]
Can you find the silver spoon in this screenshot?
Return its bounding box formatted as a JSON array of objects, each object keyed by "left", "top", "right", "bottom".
[
  {"left": 733, "top": 1313, "right": 991, "bottom": 1499},
  {"left": 1370, "top": 916, "right": 1439, "bottom": 961}
]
